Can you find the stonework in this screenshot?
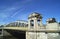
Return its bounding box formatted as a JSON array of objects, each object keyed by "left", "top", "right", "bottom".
[{"left": 26, "top": 12, "right": 60, "bottom": 39}]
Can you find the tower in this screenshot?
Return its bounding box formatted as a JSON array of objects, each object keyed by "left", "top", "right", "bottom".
[
  {"left": 46, "top": 18, "right": 59, "bottom": 30},
  {"left": 28, "top": 12, "right": 43, "bottom": 30}
]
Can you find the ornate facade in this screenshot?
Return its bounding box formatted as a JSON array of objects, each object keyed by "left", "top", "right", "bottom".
[{"left": 26, "top": 12, "right": 60, "bottom": 39}]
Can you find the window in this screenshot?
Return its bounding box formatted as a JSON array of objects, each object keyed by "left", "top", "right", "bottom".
[
  {"left": 30, "top": 20, "right": 34, "bottom": 27},
  {"left": 37, "top": 20, "right": 40, "bottom": 26}
]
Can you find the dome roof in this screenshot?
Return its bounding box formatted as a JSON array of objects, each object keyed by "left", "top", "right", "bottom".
[{"left": 28, "top": 12, "right": 42, "bottom": 19}]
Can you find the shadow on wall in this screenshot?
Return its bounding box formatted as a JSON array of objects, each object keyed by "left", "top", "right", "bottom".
[{"left": 5, "top": 29, "right": 26, "bottom": 39}]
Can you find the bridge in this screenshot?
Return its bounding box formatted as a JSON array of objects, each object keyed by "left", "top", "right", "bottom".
[
  {"left": 0, "top": 13, "right": 60, "bottom": 39},
  {"left": 0, "top": 27, "right": 28, "bottom": 31},
  {"left": 0, "top": 26, "right": 60, "bottom": 32},
  {"left": 0, "top": 26, "right": 28, "bottom": 39},
  {"left": 0, "top": 26, "right": 60, "bottom": 39}
]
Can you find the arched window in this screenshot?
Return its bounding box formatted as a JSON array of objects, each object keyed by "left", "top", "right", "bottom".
[{"left": 30, "top": 20, "right": 34, "bottom": 27}]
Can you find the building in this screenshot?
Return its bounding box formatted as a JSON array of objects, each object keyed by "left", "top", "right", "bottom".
[{"left": 26, "top": 12, "right": 60, "bottom": 39}]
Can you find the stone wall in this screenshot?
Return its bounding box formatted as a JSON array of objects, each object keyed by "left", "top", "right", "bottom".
[{"left": 26, "top": 32, "right": 60, "bottom": 39}]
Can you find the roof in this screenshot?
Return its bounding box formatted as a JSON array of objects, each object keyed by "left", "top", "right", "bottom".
[{"left": 28, "top": 12, "right": 42, "bottom": 19}]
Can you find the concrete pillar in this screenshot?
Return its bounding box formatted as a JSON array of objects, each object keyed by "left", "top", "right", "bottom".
[
  {"left": 2, "top": 29, "right": 3, "bottom": 36},
  {"left": 34, "top": 19, "right": 38, "bottom": 30},
  {"left": 40, "top": 20, "right": 43, "bottom": 26},
  {"left": 28, "top": 19, "right": 31, "bottom": 30}
]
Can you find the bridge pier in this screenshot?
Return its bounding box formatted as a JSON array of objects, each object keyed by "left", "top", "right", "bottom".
[{"left": 0, "top": 29, "right": 4, "bottom": 36}]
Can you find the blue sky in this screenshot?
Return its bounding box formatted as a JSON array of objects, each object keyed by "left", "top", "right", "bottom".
[{"left": 0, "top": 0, "right": 60, "bottom": 25}]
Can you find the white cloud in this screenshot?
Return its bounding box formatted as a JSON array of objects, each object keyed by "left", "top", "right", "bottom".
[
  {"left": 0, "top": 7, "right": 18, "bottom": 18},
  {"left": 10, "top": 7, "right": 26, "bottom": 18},
  {"left": 0, "top": 13, "right": 8, "bottom": 18},
  {"left": 3, "top": 7, "right": 17, "bottom": 12}
]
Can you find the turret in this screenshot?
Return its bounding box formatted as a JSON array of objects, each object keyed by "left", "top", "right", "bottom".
[
  {"left": 46, "top": 18, "right": 56, "bottom": 24},
  {"left": 28, "top": 12, "right": 43, "bottom": 30},
  {"left": 46, "top": 18, "right": 59, "bottom": 31}
]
